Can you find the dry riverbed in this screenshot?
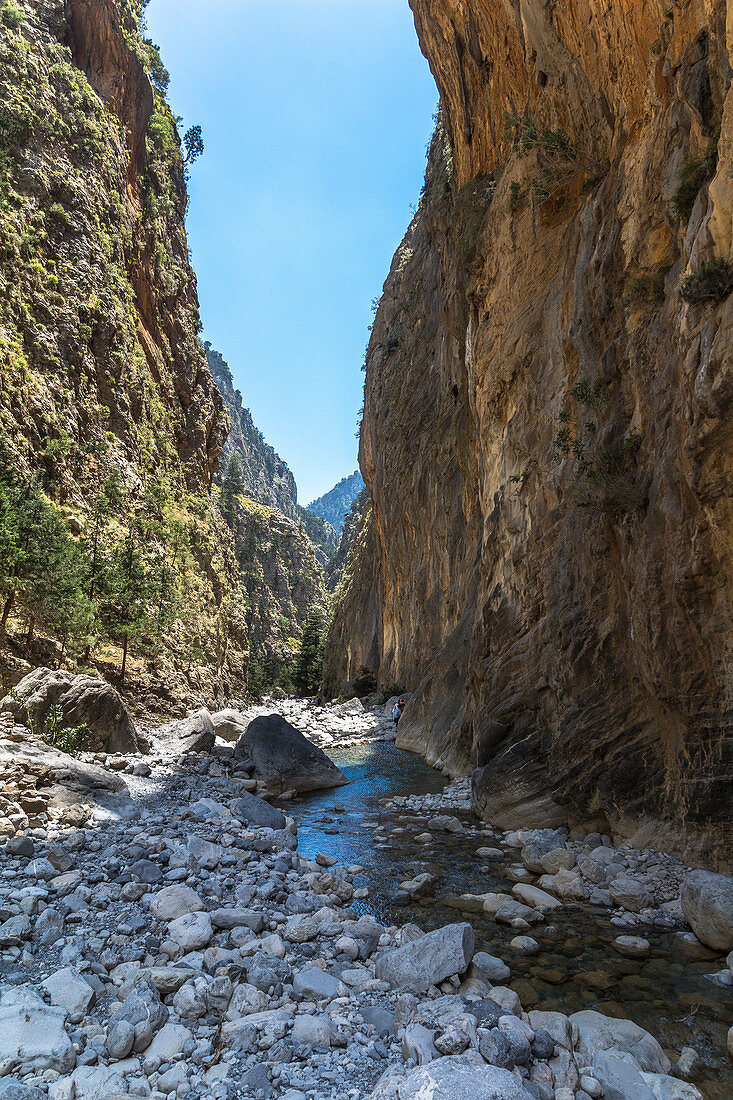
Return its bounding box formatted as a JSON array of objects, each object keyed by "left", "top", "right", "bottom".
[{"left": 0, "top": 695, "right": 731, "bottom": 1100}]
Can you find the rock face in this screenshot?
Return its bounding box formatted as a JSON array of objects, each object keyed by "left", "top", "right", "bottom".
[
  {"left": 328, "top": 0, "right": 733, "bottom": 868},
  {"left": 233, "top": 713, "right": 347, "bottom": 793},
  {"left": 308, "top": 471, "right": 365, "bottom": 534},
  {"left": 0, "top": 0, "right": 249, "bottom": 707},
  {"left": 206, "top": 344, "right": 299, "bottom": 521},
  {"left": 1, "top": 668, "right": 138, "bottom": 753}
]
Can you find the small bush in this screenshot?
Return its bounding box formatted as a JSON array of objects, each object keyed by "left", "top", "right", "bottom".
[
  {"left": 622, "top": 266, "right": 671, "bottom": 308},
  {"left": 680, "top": 258, "right": 733, "bottom": 305},
  {"left": 509, "top": 181, "right": 523, "bottom": 212},
  {"left": 672, "top": 133, "right": 719, "bottom": 223},
  {"left": 1, "top": 3, "right": 24, "bottom": 29},
  {"left": 41, "top": 705, "right": 92, "bottom": 755}
]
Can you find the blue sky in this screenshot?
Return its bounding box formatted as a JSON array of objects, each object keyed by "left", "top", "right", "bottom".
[{"left": 145, "top": 0, "right": 437, "bottom": 504}]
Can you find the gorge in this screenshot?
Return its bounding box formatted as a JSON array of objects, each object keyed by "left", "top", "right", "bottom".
[{"left": 0, "top": 2, "right": 732, "bottom": 1100}]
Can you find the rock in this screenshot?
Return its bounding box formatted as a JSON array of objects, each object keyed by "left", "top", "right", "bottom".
[
  {"left": 284, "top": 914, "right": 319, "bottom": 943},
  {"left": 159, "top": 708, "right": 215, "bottom": 754},
  {"left": 361, "top": 1006, "right": 395, "bottom": 1037},
  {"left": 226, "top": 984, "right": 269, "bottom": 1019},
  {"left": 130, "top": 858, "right": 162, "bottom": 884},
  {"left": 531, "top": 1029, "right": 556, "bottom": 1060},
  {"left": 467, "top": 951, "right": 511, "bottom": 983},
  {"left": 540, "top": 848, "right": 577, "bottom": 874},
  {"left": 6, "top": 836, "right": 34, "bottom": 858},
  {"left": 0, "top": 1083, "right": 45, "bottom": 1100},
  {"left": 592, "top": 1050, "right": 656, "bottom": 1100},
  {"left": 512, "top": 883, "right": 562, "bottom": 911},
  {"left": 143, "top": 1023, "right": 192, "bottom": 1066},
  {"left": 41, "top": 967, "right": 95, "bottom": 1019},
  {"left": 0, "top": 914, "right": 30, "bottom": 947},
  {"left": 613, "top": 935, "right": 651, "bottom": 958},
  {"left": 111, "top": 981, "right": 168, "bottom": 1041},
  {"left": 640, "top": 1072, "right": 704, "bottom": 1099},
  {"left": 69, "top": 1065, "right": 129, "bottom": 1100},
  {"left": 1, "top": 668, "right": 138, "bottom": 753},
  {"left": 510, "top": 935, "right": 540, "bottom": 955},
  {"left": 233, "top": 713, "right": 347, "bottom": 793},
  {"left": 681, "top": 870, "right": 733, "bottom": 951},
  {"left": 0, "top": 986, "right": 76, "bottom": 1073},
  {"left": 292, "top": 966, "right": 341, "bottom": 1000},
  {"left": 105, "top": 1019, "right": 135, "bottom": 1060},
  {"left": 375, "top": 922, "right": 474, "bottom": 993},
  {"left": 401, "top": 1022, "right": 436, "bottom": 1065},
  {"left": 528, "top": 1011, "right": 573, "bottom": 1051},
  {"left": 231, "top": 790, "right": 286, "bottom": 830},
  {"left": 368, "top": 1054, "right": 535, "bottom": 1099},
  {"left": 167, "top": 910, "right": 213, "bottom": 951},
  {"left": 521, "top": 830, "right": 567, "bottom": 874},
  {"left": 478, "top": 1028, "right": 514, "bottom": 1068},
  {"left": 186, "top": 834, "right": 224, "bottom": 868},
  {"left": 399, "top": 872, "right": 437, "bottom": 895},
  {"left": 571, "top": 1010, "right": 671, "bottom": 1074},
  {"left": 609, "top": 874, "right": 654, "bottom": 913},
  {"left": 149, "top": 885, "right": 204, "bottom": 922},
  {"left": 210, "top": 708, "right": 248, "bottom": 742},
  {"left": 291, "top": 1013, "right": 334, "bottom": 1047}
]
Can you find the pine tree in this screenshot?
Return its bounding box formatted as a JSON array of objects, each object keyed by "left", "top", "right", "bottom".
[
  {"left": 0, "top": 458, "right": 87, "bottom": 651},
  {"left": 293, "top": 607, "right": 328, "bottom": 696},
  {"left": 100, "top": 514, "right": 153, "bottom": 683},
  {"left": 221, "top": 453, "right": 244, "bottom": 528}
]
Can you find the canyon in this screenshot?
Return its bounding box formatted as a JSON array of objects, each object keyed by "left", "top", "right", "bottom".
[{"left": 327, "top": 0, "right": 733, "bottom": 872}]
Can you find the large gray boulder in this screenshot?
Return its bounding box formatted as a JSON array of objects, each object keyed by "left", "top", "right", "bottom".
[
  {"left": 681, "top": 869, "right": 733, "bottom": 951},
  {"left": 210, "top": 708, "right": 247, "bottom": 742},
  {"left": 158, "top": 709, "right": 215, "bottom": 755},
  {"left": 368, "top": 1053, "right": 534, "bottom": 1099},
  {"left": 233, "top": 713, "right": 346, "bottom": 793},
  {"left": 570, "top": 1010, "right": 671, "bottom": 1074},
  {"left": 0, "top": 734, "right": 130, "bottom": 817},
  {"left": 1, "top": 667, "right": 138, "bottom": 753},
  {"left": 375, "top": 923, "right": 475, "bottom": 993},
  {"left": 232, "top": 791, "right": 286, "bottom": 830},
  {"left": 520, "top": 829, "right": 567, "bottom": 873},
  {"left": 0, "top": 986, "right": 76, "bottom": 1074},
  {"left": 592, "top": 1051, "right": 656, "bottom": 1100}
]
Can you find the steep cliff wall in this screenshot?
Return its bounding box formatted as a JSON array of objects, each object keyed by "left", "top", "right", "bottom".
[
  {"left": 0, "top": 0, "right": 248, "bottom": 711},
  {"left": 206, "top": 343, "right": 299, "bottom": 520},
  {"left": 333, "top": 0, "right": 733, "bottom": 868}
]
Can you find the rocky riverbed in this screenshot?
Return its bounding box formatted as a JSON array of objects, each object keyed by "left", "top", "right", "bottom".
[{"left": 0, "top": 692, "right": 731, "bottom": 1100}]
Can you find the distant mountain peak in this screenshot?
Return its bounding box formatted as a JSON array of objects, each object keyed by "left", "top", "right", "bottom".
[{"left": 308, "top": 471, "right": 365, "bottom": 533}]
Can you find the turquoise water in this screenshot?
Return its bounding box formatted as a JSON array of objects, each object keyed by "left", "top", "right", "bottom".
[{"left": 293, "top": 742, "right": 733, "bottom": 1099}]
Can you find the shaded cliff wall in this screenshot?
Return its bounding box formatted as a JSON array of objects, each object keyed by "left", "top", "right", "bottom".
[
  {"left": 0, "top": 0, "right": 248, "bottom": 710},
  {"left": 331, "top": 0, "right": 733, "bottom": 868}
]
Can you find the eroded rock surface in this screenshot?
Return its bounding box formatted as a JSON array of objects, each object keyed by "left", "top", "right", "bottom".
[{"left": 326, "top": 0, "right": 733, "bottom": 869}]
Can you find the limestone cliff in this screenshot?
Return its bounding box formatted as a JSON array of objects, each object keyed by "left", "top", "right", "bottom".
[
  {"left": 0, "top": 0, "right": 248, "bottom": 711},
  {"left": 330, "top": 0, "right": 733, "bottom": 868},
  {"left": 205, "top": 343, "right": 299, "bottom": 520}
]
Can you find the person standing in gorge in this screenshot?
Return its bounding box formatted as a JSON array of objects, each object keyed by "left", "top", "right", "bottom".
[{"left": 392, "top": 698, "right": 404, "bottom": 729}]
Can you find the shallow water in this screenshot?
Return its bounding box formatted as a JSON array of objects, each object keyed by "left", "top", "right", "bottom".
[{"left": 292, "top": 742, "right": 733, "bottom": 1099}]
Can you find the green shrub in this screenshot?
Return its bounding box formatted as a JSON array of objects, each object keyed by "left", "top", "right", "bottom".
[
  {"left": 1, "top": 3, "right": 24, "bottom": 29},
  {"left": 672, "top": 133, "right": 719, "bottom": 223},
  {"left": 41, "top": 705, "right": 92, "bottom": 755},
  {"left": 622, "top": 266, "right": 671, "bottom": 308},
  {"left": 680, "top": 258, "right": 733, "bottom": 304}
]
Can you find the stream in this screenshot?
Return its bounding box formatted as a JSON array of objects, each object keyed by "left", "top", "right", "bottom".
[{"left": 291, "top": 741, "right": 733, "bottom": 1099}]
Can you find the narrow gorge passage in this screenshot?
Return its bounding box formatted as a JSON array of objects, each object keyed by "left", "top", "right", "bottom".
[{"left": 0, "top": 1, "right": 732, "bottom": 1100}]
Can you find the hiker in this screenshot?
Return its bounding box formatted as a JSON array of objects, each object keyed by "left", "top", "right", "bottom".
[{"left": 392, "top": 698, "right": 403, "bottom": 729}]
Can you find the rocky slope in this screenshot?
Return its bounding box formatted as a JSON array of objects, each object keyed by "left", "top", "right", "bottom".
[
  {"left": 0, "top": 0, "right": 249, "bottom": 709},
  {"left": 308, "top": 470, "right": 365, "bottom": 533},
  {"left": 226, "top": 493, "right": 328, "bottom": 687},
  {"left": 328, "top": 0, "right": 733, "bottom": 869},
  {"left": 205, "top": 343, "right": 299, "bottom": 521}
]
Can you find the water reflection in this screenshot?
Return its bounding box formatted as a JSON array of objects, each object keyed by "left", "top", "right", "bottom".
[{"left": 293, "top": 743, "right": 733, "bottom": 1098}]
